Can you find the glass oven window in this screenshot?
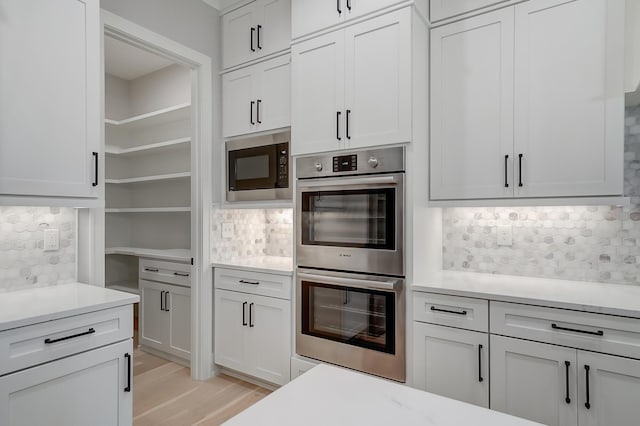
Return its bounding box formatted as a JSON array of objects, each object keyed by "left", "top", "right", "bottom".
[
  {"left": 301, "top": 188, "right": 395, "bottom": 249},
  {"left": 301, "top": 281, "right": 395, "bottom": 354}
]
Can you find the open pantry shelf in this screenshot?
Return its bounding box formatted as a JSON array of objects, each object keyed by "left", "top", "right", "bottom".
[
  {"left": 105, "top": 172, "right": 191, "bottom": 185},
  {"left": 105, "top": 280, "right": 139, "bottom": 295},
  {"left": 105, "top": 247, "right": 192, "bottom": 263},
  {"left": 105, "top": 137, "right": 191, "bottom": 157},
  {"left": 104, "top": 102, "right": 190, "bottom": 129},
  {"left": 105, "top": 207, "right": 191, "bottom": 213}
]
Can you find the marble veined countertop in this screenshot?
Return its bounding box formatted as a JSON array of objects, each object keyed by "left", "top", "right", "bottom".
[
  {"left": 413, "top": 270, "right": 640, "bottom": 318},
  {"left": 224, "top": 364, "right": 541, "bottom": 426},
  {"left": 212, "top": 256, "right": 293, "bottom": 276},
  {"left": 0, "top": 282, "right": 139, "bottom": 332}
]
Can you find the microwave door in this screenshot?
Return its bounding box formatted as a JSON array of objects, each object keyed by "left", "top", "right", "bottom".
[{"left": 229, "top": 145, "right": 277, "bottom": 191}]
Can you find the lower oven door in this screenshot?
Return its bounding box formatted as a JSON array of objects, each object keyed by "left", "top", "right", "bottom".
[{"left": 296, "top": 269, "right": 405, "bottom": 382}]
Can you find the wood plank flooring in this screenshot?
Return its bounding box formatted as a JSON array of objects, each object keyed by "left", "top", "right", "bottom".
[{"left": 133, "top": 349, "right": 271, "bottom": 426}]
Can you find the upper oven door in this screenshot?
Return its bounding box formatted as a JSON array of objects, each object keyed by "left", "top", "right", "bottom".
[
  {"left": 296, "top": 173, "right": 404, "bottom": 276},
  {"left": 228, "top": 144, "right": 278, "bottom": 191}
]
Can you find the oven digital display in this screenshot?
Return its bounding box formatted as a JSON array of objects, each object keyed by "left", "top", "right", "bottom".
[{"left": 333, "top": 155, "right": 357, "bottom": 172}]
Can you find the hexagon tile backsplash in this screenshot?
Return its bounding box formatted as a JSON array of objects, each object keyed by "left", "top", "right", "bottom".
[
  {"left": 443, "top": 106, "right": 640, "bottom": 285},
  {"left": 0, "top": 207, "right": 76, "bottom": 291}
]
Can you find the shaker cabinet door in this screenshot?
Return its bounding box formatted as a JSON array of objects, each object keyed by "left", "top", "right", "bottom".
[
  {"left": 140, "top": 280, "right": 168, "bottom": 350},
  {"left": 223, "top": 66, "right": 257, "bottom": 138},
  {"left": 0, "top": 0, "right": 101, "bottom": 199},
  {"left": 291, "top": 0, "right": 344, "bottom": 39},
  {"left": 167, "top": 285, "right": 191, "bottom": 359},
  {"left": 214, "top": 289, "right": 249, "bottom": 373},
  {"left": 222, "top": 2, "right": 259, "bottom": 69},
  {"left": 256, "top": 55, "right": 291, "bottom": 133}
]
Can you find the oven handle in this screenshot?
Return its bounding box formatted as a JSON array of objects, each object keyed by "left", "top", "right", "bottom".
[
  {"left": 297, "top": 175, "right": 398, "bottom": 189},
  {"left": 298, "top": 272, "right": 398, "bottom": 292}
]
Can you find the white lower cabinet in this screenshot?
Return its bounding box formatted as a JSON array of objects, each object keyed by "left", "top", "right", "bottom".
[
  {"left": 140, "top": 279, "right": 191, "bottom": 360},
  {"left": 0, "top": 339, "right": 132, "bottom": 426},
  {"left": 413, "top": 323, "right": 489, "bottom": 408}
]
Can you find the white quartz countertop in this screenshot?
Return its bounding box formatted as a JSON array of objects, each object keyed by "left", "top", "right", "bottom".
[
  {"left": 413, "top": 271, "right": 640, "bottom": 318},
  {"left": 212, "top": 256, "right": 293, "bottom": 276},
  {"left": 0, "top": 283, "right": 139, "bottom": 332},
  {"left": 106, "top": 247, "right": 191, "bottom": 263},
  {"left": 225, "top": 364, "right": 541, "bottom": 426}
]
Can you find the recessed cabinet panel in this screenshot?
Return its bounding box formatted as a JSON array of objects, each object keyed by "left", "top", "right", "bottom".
[
  {"left": 223, "top": 68, "right": 256, "bottom": 137},
  {"left": 491, "top": 335, "right": 578, "bottom": 426},
  {"left": 214, "top": 290, "right": 249, "bottom": 372},
  {"left": 0, "top": 0, "right": 100, "bottom": 198},
  {"left": 140, "top": 281, "right": 167, "bottom": 348},
  {"left": 513, "top": 0, "right": 624, "bottom": 198},
  {"left": 292, "top": 31, "right": 345, "bottom": 155},
  {"left": 430, "top": 8, "right": 514, "bottom": 200},
  {"left": 258, "top": 55, "right": 292, "bottom": 132},
  {"left": 291, "top": 0, "right": 344, "bottom": 39},
  {"left": 257, "top": 0, "right": 292, "bottom": 57},
  {"left": 430, "top": 0, "right": 510, "bottom": 22},
  {"left": 344, "top": 9, "right": 412, "bottom": 149},
  {"left": 168, "top": 286, "right": 191, "bottom": 357},
  {"left": 223, "top": 3, "right": 259, "bottom": 69}
]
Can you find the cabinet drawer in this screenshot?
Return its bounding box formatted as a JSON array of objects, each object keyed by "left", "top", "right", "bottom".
[
  {"left": 140, "top": 258, "right": 191, "bottom": 287},
  {"left": 215, "top": 268, "right": 292, "bottom": 300},
  {"left": 0, "top": 305, "right": 133, "bottom": 376},
  {"left": 490, "top": 301, "right": 640, "bottom": 359},
  {"left": 430, "top": 0, "right": 510, "bottom": 22},
  {"left": 413, "top": 293, "right": 489, "bottom": 333}
]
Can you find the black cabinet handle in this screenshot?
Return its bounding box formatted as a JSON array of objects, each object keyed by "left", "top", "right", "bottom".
[
  {"left": 174, "top": 272, "right": 189, "bottom": 277},
  {"left": 124, "top": 353, "right": 132, "bottom": 392},
  {"left": 242, "top": 301, "right": 248, "bottom": 326},
  {"left": 337, "top": 0, "right": 342, "bottom": 14},
  {"left": 160, "top": 291, "right": 165, "bottom": 311},
  {"left": 250, "top": 101, "right": 255, "bottom": 125},
  {"left": 239, "top": 279, "right": 260, "bottom": 285},
  {"left": 256, "top": 99, "right": 262, "bottom": 124},
  {"left": 584, "top": 365, "right": 591, "bottom": 409},
  {"left": 44, "top": 327, "right": 95, "bottom": 344},
  {"left": 249, "top": 302, "right": 255, "bottom": 327},
  {"left": 346, "top": 109, "right": 351, "bottom": 140},
  {"left": 551, "top": 323, "right": 604, "bottom": 337},
  {"left": 250, "top": 27, "right": 255, "bottom": 52},
  {"left": 430, "top": 306, "right": 467, "bottom": 316},
  {"left": 92, "top": 152, "right": 99, "bottom": 187},
  {"left": 336, "top": 111, "right": 342, "bottom": 141},
  {"left": 478, "top": 344, "right": 484, "bottom": 383},
  {"left": 347, "top": 0, "right": 351, "bottom": 11},
  {"left": 504, "top": 155, "right": 509, "bottom": 188},
  {"left": 257, "top": 25, "right": 262, "bottom": 50},
  {"left": 518, "top": 153, "right": 523, "bottom": 187},
  {"left": 565, "top": 361, "right": 571, "bottom": 404},
  {"left": 145, "top": 268, "right": 159, "bottom": 272},
  {"left": 164, "top": 291, "right": 170, "bottom": 312}
]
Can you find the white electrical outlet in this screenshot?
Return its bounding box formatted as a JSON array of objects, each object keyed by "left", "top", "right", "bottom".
[
  {"left": 44, "top": 228, "right": 59, "bottom": 251},
  {"left": 222, "top": 222, "right": 234, "bottom": 239},
  {"left": 497, "top": 226, "right": 513, "bottom": 246}
]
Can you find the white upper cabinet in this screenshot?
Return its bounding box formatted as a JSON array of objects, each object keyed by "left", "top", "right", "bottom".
[
  {"left": 429, "top": 0, "right": 510, "bottom": 22},
  {"left": 625, "top": 0, "right": 640, "bottom": 102},
  {"left": 513, "top": 0, "right": 624, "bottom": 198},
  {"left": 222, "top": 0, "right": 291, "bottom": 70},
  {"left": 0, "top": 0, "right": 101, "bottom": 199},
  {"left": 430, "top": 8, "right": 514, "bottom": 200},
  {"left": 292, "top": 0, "right": 407, "bottom": 39},
  {"left": 429, "top": 0, "right": 624, "bottom": 201},
  {"left": 292, "top": 7, "right": 418, "bottom": 156},
  {"left": 223, "top": 54, "right": 291, "bottom": 138}
]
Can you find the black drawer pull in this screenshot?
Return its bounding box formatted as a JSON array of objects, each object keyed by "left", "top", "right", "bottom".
[
  {"left": 239, "top": 279, "right": 260, "bottom": 285},
  {"left": 124, "top": 353, "right": 132, "bottom": 392},
  {"left": 504, "top": 154, "right": 509, "bottom": 188},
  {"left": 249, "top": 302, "right": 255, "bottom": 327},
  {"left": 346, "top": 0, "right": 351, "bottom": 10},
  {"left": 144, "top": 268, "right": 159, "bottom": 272},
  {"left": 174, "top": 272, "right": 189, "bottom": 277},
  {"left": 160, "top": 291, "right": 165, "bottom": 311},
  {"left": 518, "top": 153, "right": 523, "bottom": 187},
  {"left": 250, "top": 101, "right": 255, "bottom": 125},
  {"left": 346, "top": 109, "right": 351, "bottom": 140},
  {"left": 584, "top": 365, "right": 591, "bottom": 409},
  {"left": 45, "top": 328, "right": 96, "bottom": 344},
  {"left": 478, "top": 344, "right": 484, "bottom": 383},
  {"left": 164, "top": 291, "right": 170, "bottom": 312},
  {"left": 551, "top": 323, "right": 604, "bottom": 336},
  {"left": 257, "top": 24, "right": 262, "bottom": 50},
  {"left": 430, "top": 306, "right": 467, "bottom": 316},
  {"left": 564, "top": 361, "right": 571, "bottom": 404},
  {"left": 336, "top": 111, "right": 342, "bottom": 141},
  {"left": 92, "top": 152, "right": 99, "bottom": 187},
  {"left": 256, "top": 99, "right": 262, "bottom": 124},
  {"left": 250, "top": 27, "right": 255, "bottom": 52},
  {"left": 242, "top": 301, "right": 248, "bottom": 326},
  {"left": 337, "top": 0, "right": 341, "bottom": 14}
]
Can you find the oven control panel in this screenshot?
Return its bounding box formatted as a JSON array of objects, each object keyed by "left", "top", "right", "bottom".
[{"left": 333, "top": 154, "right": 358, "bottom": 172}]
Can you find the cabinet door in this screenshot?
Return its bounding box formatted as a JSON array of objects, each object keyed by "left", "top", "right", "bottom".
[
  {"left": 256, "top": 55, "right": 291, "bottom": 133},
  {"left": 214, "top": 289, "right": 249, "bottom": 373},
  {"left": 491, "top": 335, "right": 578, "bottom": 426},
  {"left": 247, "top": 295, "right": 291, "bottom": 385},
  {"left": 0, "top": 339, "right": 132, "bottom": 426},
  {"left": 344, "top": 9, "right": 411, "bottom": 149},
  {"left": 413, "top": 323, "right": 489, "bottom": 408},
  {"left": 291, "top": 0, "right": 344, "bottom": 39},
  {"left": 0, "top": 0, "right": 100, "bottom": 198},
  {"left": 430, "top": 8, "right": 514, "bottom": 200},
  {"left": 140, "top": 280, "right": 168, "bottom": 350},
  {"left": 255, "top": 0, "right": 291, "bottom": 58},
  {"left": 348, "top": 0, "right": 405, "bottom": 20},
  {"left": 291, "top": 31, "right": 345, "bottom": 155},
  {"left": 167, "top": 286, "right": 191, "bottom": 359},
  {"left": 223, "top": 2, "right": 259, "bottom": 69},
  {"left": 513, "top": 0, "right": 624, "bottom": 198},
  {"left": 577, "top": 351, "right": 640, "bottom": 426},
  {"left": 430, "top": 0, "right": 510, "bottom": 22},
  {"left": 223, "top": 66, "right": 257, "bottom": 138}
]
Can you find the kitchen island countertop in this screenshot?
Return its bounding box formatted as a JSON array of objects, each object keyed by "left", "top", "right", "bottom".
[{"left": 224, "top": 364, "right": 542, "bottom": 426}]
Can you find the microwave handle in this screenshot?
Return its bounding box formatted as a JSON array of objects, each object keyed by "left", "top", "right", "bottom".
[
  {"left": 297, "top": 175, "right": 398, "bottom": 189},
  {"left": 298, "top": 272, "right": 398, "bottom": 292}
]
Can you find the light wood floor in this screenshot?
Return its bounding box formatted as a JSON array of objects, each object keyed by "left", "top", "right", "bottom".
[{"left": 133, "top": 349, "right": 271, "bottom": 426}]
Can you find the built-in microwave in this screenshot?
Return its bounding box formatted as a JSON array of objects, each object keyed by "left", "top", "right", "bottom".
[{"left": 226, "top": 132, "right": 292, "bottom": 202}]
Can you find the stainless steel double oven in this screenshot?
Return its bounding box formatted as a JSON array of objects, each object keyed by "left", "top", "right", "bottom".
[{"left": 296, "top": 147, "right": 406, "bottom": 382}]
